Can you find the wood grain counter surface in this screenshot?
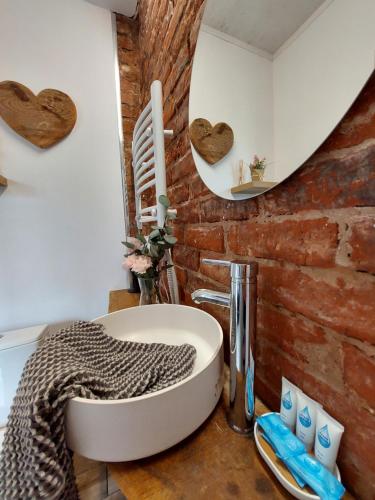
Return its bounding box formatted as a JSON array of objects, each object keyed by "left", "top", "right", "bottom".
[
  {"left": 108, "top": 393, "right": 294, "bottom": 500},
  {"left": 106, "top": 292, "right": 352, "bottom": 500}
]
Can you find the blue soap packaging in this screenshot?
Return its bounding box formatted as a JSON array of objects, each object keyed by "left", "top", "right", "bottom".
[
  {"left": 285, "top": 453, "right": 345, "bottom": 500},
  {"left": 296, "top": 391, "right": 322, "bottom": 452},
  {"left": 257, "top": 413, "right": 345, "bottom": 500},
  {"left": 257, "top": 412, "right": 305, "bottom": 459},
  {"left": 260, "top": 422, "right": 306, "bottom": 488},
  {"left": 280, "top": 377, "right": 300, "bottom": 431},
  {"left": 315, "top": 407, "right": 345, "bottom": 473}
]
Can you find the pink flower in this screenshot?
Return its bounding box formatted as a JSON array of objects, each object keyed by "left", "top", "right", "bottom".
[
  {"left": 131, "top": 255, "right": 152, "bottom": 274},
  {"left": 122, "top": 254, "right": 138, "bottom": 270},
  {"left": 122, "top": 254, "right": 152, "bottom": 275}
]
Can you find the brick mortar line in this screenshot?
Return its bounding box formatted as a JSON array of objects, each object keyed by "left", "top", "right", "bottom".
[
  {"left": 258, "top": 298, "right": 375, "bottom": 357},
  {"left": 258, "top": 336, "right": 345, "bottom": 395},
  {"left": 178, "top": 206, "right": 375, "bottom": 225},
  {"left": 222, "top": 254, "right": 375, "bottom": 284},
  {"left": 182, "top": 266, "right": 373, "bottom": 348},
  {"left": 176, "top": 228, "right": 374, "bottom": 276},
  {"left": 297, "top": 136, "right": 375, "bottom": 166},
  {"left": 183, "top": 261, "right": 375, "bottom": 347},
  {"left": 259, "top": 337, "right": 375, "bottom": 418}
]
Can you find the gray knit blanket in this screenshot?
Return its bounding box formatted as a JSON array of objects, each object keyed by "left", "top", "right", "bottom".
[{"left": 0, "top": 321, "right": 196, "bottom": 499}]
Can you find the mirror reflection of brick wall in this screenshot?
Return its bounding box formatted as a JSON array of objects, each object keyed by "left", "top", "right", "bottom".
[{"left": 116, "top": 3, "right": 375, "bottom": 498}]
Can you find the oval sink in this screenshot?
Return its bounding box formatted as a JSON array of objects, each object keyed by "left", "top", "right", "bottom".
[{"left": 65, "top": 304, "right": 224, "bottom": 461}]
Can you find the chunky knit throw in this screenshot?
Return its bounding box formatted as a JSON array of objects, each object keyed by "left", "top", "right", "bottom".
[{"left": 0, "top": 321, "right": 196, "bottom": 499}]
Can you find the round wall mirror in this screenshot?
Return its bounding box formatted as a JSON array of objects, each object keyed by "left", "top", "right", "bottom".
[{"left": 189, "top": 0, "right": 375, "bottom": 200}]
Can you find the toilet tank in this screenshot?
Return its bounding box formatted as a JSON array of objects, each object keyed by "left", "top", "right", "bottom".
[{"left": 0, "top": 325, "right": 48, "bottom": 428}]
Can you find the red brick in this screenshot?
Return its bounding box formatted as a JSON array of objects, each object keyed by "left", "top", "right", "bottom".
[
  {"left": 185, "top": 270, "right": 227, "bottom": 295},
  {"left": 200, "top": 196, "right": 258, "bottom": 222},
  {"left": 176, "top": 199, "right": 200, "bottom": 224},
  {"left": 173, "top": 244, "right": 199, "bottom": 272},
  {"left": 185, "top": 225, "right": 224, "bottom": 253},
  {"left": 258, "top": 304, "right": 344, "bottom": 389},
  {"left": 118, "top": 49, "right": 140, "bottom": 72},
  {"left": 190, "top": 174, "right": 210, "bottom": 197},
  {"left": 348, "top": 216, "right": 375, "bottom": 273},
  {"left": 343, "top": 343, "right": 375, "bottom": 410},
  {"left": 228, "top": 218, "right": 338, "bottom": 267},
  {"left": 199, "top": 253, "right": 230, "bottom": 286},
  {"left": 261, "top": 145, "right": 375, "bottom": 215},
  {"left": 119, "top": 3, "right": 375, "bottom": 498},
  {"left": 168, "top": 182, "right": 189, "bottom": 205},
  {"left": 338, "top": 456, "right": 374, "bottom": 500},
  {"left": 188, "top": 1, "right": 206, "bottom": 57},
  {"left": 170, "top": 222, "right": 184, "bottom": 244},
  {"left": 259, "top": 264, "right": 375, "bottom": 344},
  {"left": 174, "top": 265, "right": 187, "bottom": 287},
  {"left": 256, "top": 342, "right": 375, "bottom": 495},
  {"left": 167, "top": 95, "right": 189, "bottom": 138},
  {"left": 171, "top": 151, "right": 196, "bottom": 183},
  {"left": 165, "top": 132, "right": 191, "bottom": 169}
]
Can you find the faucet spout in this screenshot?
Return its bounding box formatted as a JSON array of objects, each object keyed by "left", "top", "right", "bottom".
[{"left": 191, "top": 289, "right": 230, "bottom": 308}]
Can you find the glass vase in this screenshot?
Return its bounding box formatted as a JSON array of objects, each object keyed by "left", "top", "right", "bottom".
[{"left": 138, "top": 277, "right": 162, "bottom": 305}]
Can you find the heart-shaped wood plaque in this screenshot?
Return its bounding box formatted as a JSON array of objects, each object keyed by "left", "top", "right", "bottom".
[
  {"left": 189, "top": 118, "right": 234, "bottom": 165},
  {"left": 0, "top": 81, "right": 77, "bottom": 148}
]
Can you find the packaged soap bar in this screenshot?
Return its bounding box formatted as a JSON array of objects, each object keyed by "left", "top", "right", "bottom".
[
  {"left": 295, "top": 391, "right": 322, "bottom": 451},
  {"left": 285, "top": 453, "right": 345, "bottom": 500},
  {"left": 315, "top": 407, "right": 344, "bottom": 472},
  {"left": 261, "top": 429, "right": 306, "bottom": 488},
  {"left": 280, "top": 377, "right": 300, "bottom": 430},
  {"left": 256, "top": 413, "right": 306, "bottom": 460}
]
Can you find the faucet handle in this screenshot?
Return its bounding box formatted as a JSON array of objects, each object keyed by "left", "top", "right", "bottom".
[{"left": 201, "top": 258, "right": 231, "bottom": 267}]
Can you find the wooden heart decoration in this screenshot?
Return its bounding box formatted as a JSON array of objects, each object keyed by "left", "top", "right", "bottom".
[
  {"left": 189, "top": 118, "right": 234, "bottom": 165},
  {"left": 0, "top": 81, "right": 77, "bottom": 148}
]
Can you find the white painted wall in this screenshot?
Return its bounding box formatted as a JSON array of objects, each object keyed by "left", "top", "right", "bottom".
[
  {"left": 0, "top": 0, "right": 127, "bottom": 332},
  {"left": 273, "top": 0, "right": 375, "bottom": 181},
  {"left": 85, "top": 0, "right": 138, "bottom": 17},
  {"left": 189, "top": 27, "right": 274, "bottom": 200}
]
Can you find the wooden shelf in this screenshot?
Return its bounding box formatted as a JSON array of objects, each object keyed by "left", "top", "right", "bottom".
[
  {"left": 0, "top": 175, "right": 7, "bottom": 187},
  {"left": 231, "top": 180, "right": 277, "bottom": 195}
]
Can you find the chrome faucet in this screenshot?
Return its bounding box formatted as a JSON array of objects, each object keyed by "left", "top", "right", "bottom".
[{"left": 192, "top": 258, "right": 258, "bottom": 435}]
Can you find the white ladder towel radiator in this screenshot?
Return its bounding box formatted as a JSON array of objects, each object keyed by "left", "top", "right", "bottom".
[{"left": 132, "top": 80, "right": 179, "bottom": 304}]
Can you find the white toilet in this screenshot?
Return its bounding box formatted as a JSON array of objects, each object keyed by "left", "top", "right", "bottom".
[{"left": 0, "top": 324, "right": 48, "bottom": 449}]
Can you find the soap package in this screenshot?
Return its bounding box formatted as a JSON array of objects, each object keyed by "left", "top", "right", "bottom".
[{"left": 257, "top": 413, "right": 345, "bottom": 500}]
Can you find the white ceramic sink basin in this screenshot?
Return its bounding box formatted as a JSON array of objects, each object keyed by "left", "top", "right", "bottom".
[{"left": 65, "top": 304, "right": 223, "bottom": 461}]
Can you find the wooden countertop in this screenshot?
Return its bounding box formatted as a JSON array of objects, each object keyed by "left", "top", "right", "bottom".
[
  {"left": 109, "top": 394, "right": 293, "bottom": 500},
  {"left": 107, "top": 292, "right": 352, "bottom": 500}
]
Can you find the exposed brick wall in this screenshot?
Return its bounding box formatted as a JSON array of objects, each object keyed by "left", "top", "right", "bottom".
[
  {"left": 116, "top": 15, "right": 140, "bottom": 235},
  {"left": 118, "top": 2, "right": 375, "bottom": 497}
]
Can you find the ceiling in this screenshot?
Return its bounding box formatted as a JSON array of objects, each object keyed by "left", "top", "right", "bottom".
[
  {"left": 85, "top": 0, "right": 138, "bottom": 17},
  {"left": 203, "top": 0, "right": 327, "bottom": 54}
]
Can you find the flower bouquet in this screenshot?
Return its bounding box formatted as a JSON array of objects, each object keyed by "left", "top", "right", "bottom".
[{"left": 122, "top": 195, "right": 177, "bottom": 305}]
